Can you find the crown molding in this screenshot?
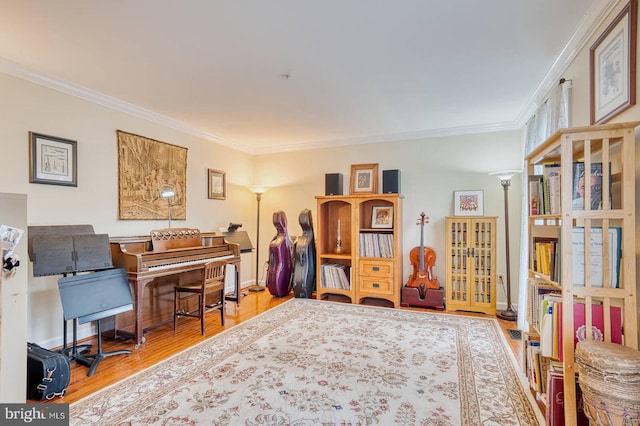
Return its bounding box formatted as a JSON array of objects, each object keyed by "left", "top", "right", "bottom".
[
  {"left": 255, "top": 121, "right": 521, "bottom": 154},
  {"left": 1, "top": 0, "right": 620, "bottom": 155},
  {"left": 0, "top": 57, "right": 254, "bottom": 153}
]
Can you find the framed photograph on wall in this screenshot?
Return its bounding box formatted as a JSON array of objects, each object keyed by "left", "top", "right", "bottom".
[
  {"left": 29, "top": 132, "right": 78, "bottom": 187},
  {"left": 208, "top": 169, "right": 226, "bottom": 200},
  {"left": 371, "top": 206, "right": 393, "bottom": 229},
  {"left": 454, "top": 190, "right": 484, "bottom": 216},
  {"left": 590, "top": 0, "right": 637, "bottom": 124},
  {"left": 350, "top": 163, "right": 378, "bottom": 194}
]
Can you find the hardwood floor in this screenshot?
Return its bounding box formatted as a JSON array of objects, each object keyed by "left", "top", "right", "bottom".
[{"left": 43, "top": 290, "right": 523, "bottom": 404}]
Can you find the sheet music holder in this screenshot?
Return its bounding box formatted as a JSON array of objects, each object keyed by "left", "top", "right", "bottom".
[
  {"left": 58, "top": 268, "right": 133, "bottom": 376},
  {"left": 220, "top": 230, "right": 253, "bottom": 253},
  {"left": 28, "top": 224, "right": 114, "bottom": 360}
]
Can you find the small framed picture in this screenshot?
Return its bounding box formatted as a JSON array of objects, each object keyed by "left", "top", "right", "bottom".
[
  {"left": 29, "top": 132, "right": 77, "bottom": 187},
  {"left": 371, "top": 206, "right": 393, "bottom": 229},
  {"left": 350, "top": 163, "right": 378, "bottom": 194},
  {"left": 208, "top": 169, "right": 226, "bottom": 200},
  {"left": 590, "top": 0, "right": 637, "bottom": 124},
  {"left": 454, "top": 190, "right": 484, "bottom": 216}
]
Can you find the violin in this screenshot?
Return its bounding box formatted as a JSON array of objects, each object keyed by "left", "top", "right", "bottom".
[{"left": 406, "top": 212, "right": 439, "bottom": 297}]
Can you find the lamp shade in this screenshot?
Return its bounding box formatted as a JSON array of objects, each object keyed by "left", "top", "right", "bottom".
[
  {"left": 489, "top": 170, "right": 521, "bottom": 181},
  {"left": 160, "top": 188, "right": 176, "bottom": 198},
  {"left": 248, "top": 185, "right": 269, "bottom": 195}
]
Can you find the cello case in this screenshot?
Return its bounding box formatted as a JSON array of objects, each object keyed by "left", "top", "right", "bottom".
[
  {"left": 293, "top": 208, "right": 316, "bottom": 298},
  {"left": 266, "top": 210, "right": 294, "bottom": 297}
]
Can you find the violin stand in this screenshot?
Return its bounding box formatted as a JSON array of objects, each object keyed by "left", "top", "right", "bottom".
[{"left": 400, "top": 286, "right": 445, "bottom": 310}]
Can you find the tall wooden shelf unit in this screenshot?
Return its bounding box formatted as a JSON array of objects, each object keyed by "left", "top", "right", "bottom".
[
  {"left": 315, "top": 194, "right": 403, "bottom": 307},
  {"left": 525, "top": 122, "right": 639, "bottom": 425},
  {"left": 445, "top": 216, "right": 497, "bottom": 315}
]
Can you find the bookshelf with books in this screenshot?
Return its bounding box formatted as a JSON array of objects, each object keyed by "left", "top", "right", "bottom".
[
  {"left": 525, "top": 121, "right": 639, "bottom": 425},
  {"left": 315, "top": 194, "right": 403, "bottom": 307}
]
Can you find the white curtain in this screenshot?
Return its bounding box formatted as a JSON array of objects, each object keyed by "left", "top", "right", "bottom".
[
  {"left": 524, "top": 80, "right": 571, "bottom": 156},
  {"left": 518, "top": 80, "right": 571, "bottom": 330}
]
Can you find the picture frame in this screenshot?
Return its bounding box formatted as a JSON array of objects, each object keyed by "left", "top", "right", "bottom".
[
  {"left": 117, "top": 130, "right": 187, "bottom": 220},
  {"left": 350, "top": 163, "right": 379, "bottom": 194},
  {"left": 371, "top": 206, "right": 393, "bottom": 229},
  {"left": 208, "top": 169, "right": 226, "bottom": 200},
  {"left": 29, "top": 132, "right": 78, "bottom": 187},
  {"left": 453, "top": 190, "right": 484, "bottom": 216},
  {"left": 590, "top": 0, "right": 637, "bottom": 124}
]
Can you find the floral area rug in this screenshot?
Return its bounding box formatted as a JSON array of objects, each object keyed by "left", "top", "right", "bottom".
[{"left": 70, "top": 299, "right": 543, "bottom": 425}]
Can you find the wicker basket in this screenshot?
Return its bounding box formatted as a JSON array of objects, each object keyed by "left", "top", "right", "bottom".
[{"left": 575, "top": 341, "right": 640, "bottom": 426}]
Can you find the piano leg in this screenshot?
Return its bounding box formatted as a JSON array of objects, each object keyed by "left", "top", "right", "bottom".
[{"left": 133, "top": 278, "right": 149, "bottom": 348}]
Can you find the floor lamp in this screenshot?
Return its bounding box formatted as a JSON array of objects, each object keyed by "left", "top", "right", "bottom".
[
  {"left": 160, "top": 187, "right": 176, "bottom": 228},
  {"left": 247, "top": 186, "right": 269, "bottom": 292},
  {"left": 489, "top": 170, "right": 520, "bottom": 322}
]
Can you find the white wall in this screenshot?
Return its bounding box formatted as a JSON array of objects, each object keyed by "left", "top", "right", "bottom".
[
  {"left": 0, "top": 73, "right": 256, "bottom": 346},
  {"left": 0, "top": 71, "right": 525, "bottom": 349},
  {"left": 254, "top": 133, "right": 524, "bottom": 307}
]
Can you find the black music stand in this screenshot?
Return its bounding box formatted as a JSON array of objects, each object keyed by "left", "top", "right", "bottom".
[
  {"left": 28, "top": 225, "right": 113, "bottom": 360},
  {"left": 58, "top": 268, "right": 133, "bottom": 376}
]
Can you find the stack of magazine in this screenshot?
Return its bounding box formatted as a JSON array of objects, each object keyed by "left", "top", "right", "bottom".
[
  {"left": 320, "top": 263, "right": 350, "bottom": 289},
  {"left": 359, "top": 233, "right": 394, "bottom": 257}
]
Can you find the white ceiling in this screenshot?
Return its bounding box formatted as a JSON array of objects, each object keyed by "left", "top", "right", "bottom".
[{"left": 0, "top": 1, "right": 616, "bottom": 153}]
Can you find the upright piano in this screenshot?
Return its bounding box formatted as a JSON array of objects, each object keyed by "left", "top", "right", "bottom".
[{"left": 109, "top": 228, "right": 241, "bottom": 347}]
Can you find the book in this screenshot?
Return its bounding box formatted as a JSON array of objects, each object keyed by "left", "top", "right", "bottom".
[
  {"left": 551, "top": 303, "right": 560, "bottom": 360},
  {"left": 546, "top": 370, "right": 590, "bottom": 425},
  {"left": 528, "top": 175, "right": 544, "bottom": 215},
  {"left": 532, "top": 236, "right": 557, "bottom": 275},
  {"left": 572, "top": 162, "right": 610, "bottom": 210},
  {"left": 557, "top": 302, "right": 623, "bottom": 361},
  {"left": 539, "top": 294, "right": 561, "bottom": 357},
  {"left": 571, "top": 227, "right": 621, "bottom": 288},
  {"left": 527, "top": 282, "right": 559, "bottom": 330},
  {"left": 543, "top": 163, "right": 561, "bottom": 214}
]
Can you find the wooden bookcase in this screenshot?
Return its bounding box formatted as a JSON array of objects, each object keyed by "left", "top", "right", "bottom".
[
  {"left": 444, "top": 216, "right": 497, "bottom": 315},
  {"left": 315, "top": 194, "right": 403, "bottom": 307},
  {"left": 525, "top": 122, "right": 639, "bottom": 425}
]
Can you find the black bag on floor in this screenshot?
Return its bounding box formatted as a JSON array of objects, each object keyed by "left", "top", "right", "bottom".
[{"left": 27, "top": 342, "right": 71, "bottom": 400}]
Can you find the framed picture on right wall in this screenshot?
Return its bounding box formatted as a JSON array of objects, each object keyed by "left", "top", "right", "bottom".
[{"left": 590, "top": 0, "right": 637, "bottom": 124}]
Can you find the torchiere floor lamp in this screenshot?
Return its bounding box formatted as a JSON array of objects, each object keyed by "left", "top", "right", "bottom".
[
  {"left": 160, "top": 187, "right": 176, "bottom": 228},
  {"left": 489, "top": 170, "right": 520, "bottom": 322},
  {"left": 247, "top": 186, "right": 269, "bottom": 292}
]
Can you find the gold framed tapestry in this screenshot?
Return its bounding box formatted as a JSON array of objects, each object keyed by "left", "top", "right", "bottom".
[{"left": 117, "top": 130, "right": 187, "bottom": 220}]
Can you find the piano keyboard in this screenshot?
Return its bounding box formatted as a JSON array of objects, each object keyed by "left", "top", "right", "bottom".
[{"left": 147, "top": 254, "right": 235, "bottom": 271}]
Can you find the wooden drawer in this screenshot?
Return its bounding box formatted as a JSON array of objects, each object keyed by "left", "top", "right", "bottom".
[
  {"left": 360, "top": 277, "right": 393, "bottom": 294},
  {"left": 359, "top": 260, "right": 393, "bottom": 278}
]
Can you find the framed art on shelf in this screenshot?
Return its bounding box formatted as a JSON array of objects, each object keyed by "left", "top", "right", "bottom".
[
  {"left": 29, "top": 132, "right": 78, "bottom": 187},
  {"left": 208, "top": 169, "right": 226, "bottom": 200},
  {"left": 453, "top": 190, "right": 484, "bottom": 216},
  {"left": 590, "top": 0, "right": 637, "bottom": 124},
  {"left": 350, "top": 163, "right": 378, "bottom": 194},
  {"left": 371, "top": 206, "right": 393, "bottom": 229}
]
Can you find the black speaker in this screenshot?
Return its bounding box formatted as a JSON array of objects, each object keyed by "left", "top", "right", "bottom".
[
  {"left": 325, "top": 173, "right": 343, "bottom": 195},
  {"left": 382, "top": 169, "right": 400, "bottom": 194}
]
